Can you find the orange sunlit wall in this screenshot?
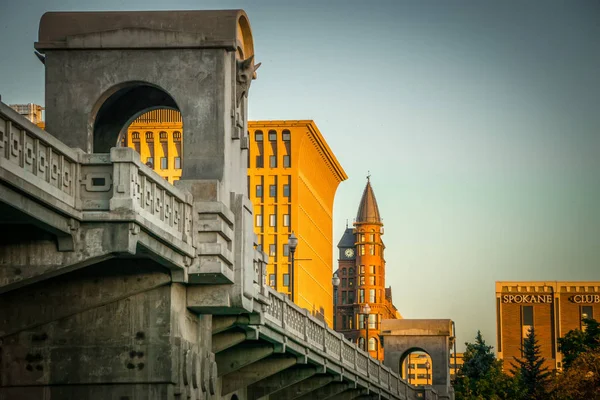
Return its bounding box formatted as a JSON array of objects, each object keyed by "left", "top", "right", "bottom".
[{"left": 248, "top": 121, "right": 347, "bottom": 327}]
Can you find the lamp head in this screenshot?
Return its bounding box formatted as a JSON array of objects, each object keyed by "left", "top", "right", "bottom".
[
  {"left": 332, "top": 273, "right": 340, "bottom": 287},
  {"left": 288, "top": 232, "right": 298, "bottom": 251}
]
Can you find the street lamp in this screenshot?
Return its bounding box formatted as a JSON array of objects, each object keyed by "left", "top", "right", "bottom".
[
  {"left": 362, "top": 303, "right": 371, "bottom": 352},
  {"left": 332, "top": 273, "right": 340, "bottom": 329},
  {"left": 288, "top": 232, "right": 298, "bottom": 302},
  {"left": 425, "top": 360, "right": 431, "bottom": 386}
]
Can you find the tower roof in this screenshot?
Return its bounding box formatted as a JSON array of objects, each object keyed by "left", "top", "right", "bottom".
[
  {"left": 355, "top": 177, "right": 382, "bottom": 224},
  {"left": 337, "top": 227, "right": 355, "bottom": 248}
]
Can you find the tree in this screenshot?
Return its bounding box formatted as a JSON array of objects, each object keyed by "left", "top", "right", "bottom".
[
  {"left": 558, "top": 317, "right": 600, "bottom": 370},
  {"left": 550, "top": 348, "right": 600, "bottom": 400},
  {"left": 454, "top": 331, "right": 521, "bottom": 400},
  {"left": 511, "top": 328, "right": 551, "bottom": 400}
]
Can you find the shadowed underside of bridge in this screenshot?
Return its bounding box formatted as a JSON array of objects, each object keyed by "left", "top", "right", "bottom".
[{"left": 0, "top": 9, "right": 431, "bottom": 400}]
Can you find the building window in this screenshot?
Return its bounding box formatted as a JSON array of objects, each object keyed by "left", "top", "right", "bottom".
[
  {"left": 270, "top": 185, "right": 277, "bottom": 197},
  {"left": 342, "top": 268, "right": 347, "bottom": 276},
  {"left": 159, "top": 131, "right": 168, "bottom": 140},
  {"left": 255, "top": 214, "right": 263, "bottom": 227},
  {"left": 522, "top": 306, "right": 533, "bottom": 338},
  {"left": 256, "top": 185, "right": 263, "bottom": 198},
  {"left": 360, "top": 245, "right": 365, "bottom": 256},
  {"left": 283, "top": 274, "right": 290, "bottom": 287},
  {"left": 256, "top": 156, "right": 264, "bottom": 168},
  {"left": 348, "top": 290, "right": 355, "bottom": 303},
  {"left": 359, "top": 276, "right": 365, "bottom": 286},
  {"left": 283, "top": 155, "right": 291, "bottom": 168},
  {"left": 283, "top": 184, "right": 290, "bottom": 198},
  {"left": 269, "top": 274, "right": 276, "bottom": 287},
  {"left": 359, "top": 289, "right": 365, "bottom": 303},
  {"left": 173, "top": 131, "right": 182, "bottom": 140},
  {"left": 369, "top": 276, "right": 375, "bottom": 285},
  {"left": 269, "top": 214, "right": 276, "bottom": 227},
  {"left": 342, "top": 291, "right": 347, "bottom": 304},
  {"left": 349, "top": 267, "right": 354, "bottom": 276},
  {"left": 369, "top": 289, "right": 376, "bottom": 302},
  {"left": 342, "top": 278, "right": 347, "bottom": 288},
  {"left": 368, "top": 338, "right": 377, "bottom": 351},
  {"left": 255, "top": 131, "right": 263, "bottom": 141},
  {"left": 269, "top": 244, "right": 276, "bottom": 257},
  {"left": 581, "top": 305, "right": 593, "bottom": 320},
  {"left": 283, "top": 214, "right": 290, "bottom": 227},
  {"left": 348, "top": 278, "right": 355, "bottom": 287},
  {"left": 370, "top": 245, "right": 375, "bottom": 255},
  {"left": 269, "top": 155, "right": 277, "bottom": 168},
  {"left": 269, "top": 130, "right": 277, "bottom": 141},
  {"left": 368, "top": 314, "right": 377, "bottom": 329},
  {"left": 360, "top": 234, "right": 365, "bottom": 242},
  {"left": 161, "top": 157, "right": 168, "bottom": 170},
  {"left": 370, "top": 265, "right": 376, "bottom": 274},
  {"left": 283, "top": 244, "right": 289, "bottom": 256},
  {"left": 360, "top": 265, "right": 365, "bottom": 274},
  {"left": 132, "top": 132, "right": 140, "bottom": 140},
  {"left": 146, "top": 157, "right": 154, "bottom": 168},
  {"left": 146, "top": 132, "right": 154, "bottom": 140},
  {"left": 175, "top": 157, "right": 181, "bottom": 169},
  {"left": 282, "top": 130, "right": 291, "bottom": 141}
]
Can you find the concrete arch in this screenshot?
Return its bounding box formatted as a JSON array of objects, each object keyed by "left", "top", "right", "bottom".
[
  {"left": 382, "top": 319, "right": 455, "bottom": 399},
  {"left": 91, "top": 82, "right": 180, "bottom": 153}
]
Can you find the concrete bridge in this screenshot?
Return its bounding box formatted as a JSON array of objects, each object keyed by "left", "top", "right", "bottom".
[{"left": 0, "top": 10, "right": 437, "bottom": 400}]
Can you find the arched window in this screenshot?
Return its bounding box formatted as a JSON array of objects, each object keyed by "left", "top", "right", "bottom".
[
  {"left": 159, "top": 131, "right": 168, "bottom": 140},
  {"left": 358, "top": 337, "right": 366, "bottom": 350},
  {"left": 349, "top": 267, "right": 354, "bottom": 276},
  {"left": 173, "top": 131, "right": 182, "bottom": 140},
  {"left": 146, "top": 131, "right": 154, "bottom": 140},
  {"left": 368, "top": 337, "right": 377, "bottom": 351},
  {"left": 132, "top": 132, "right": 140, "bottom": 140}
]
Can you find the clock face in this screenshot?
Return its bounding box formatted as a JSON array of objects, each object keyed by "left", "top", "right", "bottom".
[{"left": 345, "top": 248, "right": 355, "bottom": 258}]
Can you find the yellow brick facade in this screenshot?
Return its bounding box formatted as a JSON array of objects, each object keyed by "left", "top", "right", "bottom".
[
  {"left": 496, "top": 281, "right": 600, "bottom": 372},
  {"left": 248, "top": 121, "right": 347, "bottom": 327}
]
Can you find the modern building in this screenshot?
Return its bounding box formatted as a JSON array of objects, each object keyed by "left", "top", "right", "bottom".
[
  {"left": 247, "top": 120, "right": 347, "bottom": 327},
  {"left": 496, "top": 281, "right": 600, "bottom": 372},
  {"left": 334, "top": 177, "right": 401, "bottom": 360}
]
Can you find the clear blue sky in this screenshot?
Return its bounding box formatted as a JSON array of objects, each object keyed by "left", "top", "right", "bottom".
[{"left": 1, "top": 0, "right": 599, "bottom": 352}]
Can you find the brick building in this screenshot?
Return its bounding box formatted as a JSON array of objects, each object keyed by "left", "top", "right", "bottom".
[{"left": 496, "top": 281, "right": 600, "bottom": 372}]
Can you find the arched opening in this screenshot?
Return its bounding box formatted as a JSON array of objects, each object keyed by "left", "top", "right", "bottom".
[
  {"left": 368, "top": 337, "right": 378, "bottom": 352},
  {"left": 118, "top": 108, "right": 184, "bottom": 184},
  {"left": 400, "top": 348, "right": 433, "bottom": 387},
  {"left": 92, "top": 82, "right": 179, "bottom": 154}
]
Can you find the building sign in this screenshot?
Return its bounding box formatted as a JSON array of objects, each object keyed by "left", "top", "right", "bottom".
[
  {"left": 570, "top": 295, "right": 600, "bottom": 304},
  {"left": 502, "top": 294, "right": 553, "bottom": 304}
]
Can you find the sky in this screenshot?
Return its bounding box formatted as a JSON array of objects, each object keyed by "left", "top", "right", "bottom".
[{"left": 1, "top": 0, "right": 599, "bottom": 352}]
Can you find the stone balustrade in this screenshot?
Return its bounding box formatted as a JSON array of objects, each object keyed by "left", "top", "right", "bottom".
[{"left": 263, "top": 287, "right": 420, "bottom": 399}]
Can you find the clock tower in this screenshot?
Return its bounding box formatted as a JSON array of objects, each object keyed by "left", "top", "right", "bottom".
[{"left": 334, "top": 176, "right": 401, "bottom": 360}]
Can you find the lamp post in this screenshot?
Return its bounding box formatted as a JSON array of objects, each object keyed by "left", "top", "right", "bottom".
[
  {"left": 425, "top": 360, "right": 431, "bottom": 386},
  {"left": 362, "top": 303, "right": 371, "bottom": 353},
  {"left": 288, "top": 232, "right": 298, "bottom": 302},
  {"left": 332, "top": 273, "right": 340, "bottom": 329}
]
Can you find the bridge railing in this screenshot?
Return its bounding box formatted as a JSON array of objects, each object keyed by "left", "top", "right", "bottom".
[
  {"left": 0, "top": 102, "right": 81, "bottom": 216},
  {"left": 263, "top": 287, "right": 417, "bottom": 399}
]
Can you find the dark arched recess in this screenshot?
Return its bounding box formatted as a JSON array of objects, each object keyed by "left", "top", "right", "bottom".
[{"left": 93, "top": 83, "right": 179, "bottom": 153}]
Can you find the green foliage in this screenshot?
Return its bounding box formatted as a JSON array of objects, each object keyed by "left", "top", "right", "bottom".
[
  {"left": 511, "top": 328, "right": 551, "bottom": 400},
  {"left": 558, "top": 317, "right": 600, "bottom": 370},
  {"left": 454, "top": 331, "right": 522, "bottom": 400}
]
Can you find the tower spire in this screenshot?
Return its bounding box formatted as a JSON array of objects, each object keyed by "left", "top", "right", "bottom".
[{"left": 355, "top": 176, "right": 382, "bottom": 224}]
